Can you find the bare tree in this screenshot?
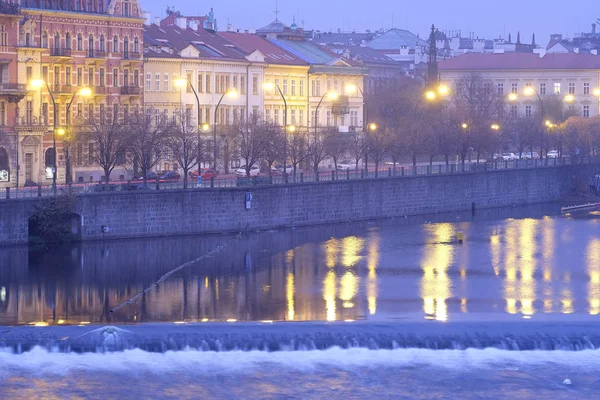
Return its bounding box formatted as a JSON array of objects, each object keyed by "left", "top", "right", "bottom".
[
  {"left": 288, "top": 128, "right": 309, "bottom": 175},
  {"left": 236, "top": 113, "right": 266, "bottom": 177},
  {"left": 367, "top": 128, "right": 391, "bottom": 176},
  {"left": 166, "top": 111, "right": 206, "bottom": 188},
  {"left": 502, "top": 116, "right": 537, "bottom": 158},
  {"left": 348, "top": 131, "right": 365, "bottom": 171},
  {"left": 77, "top": 112, "right": 130, "bottom": 185},
  {"left": 128, "top": 112, "right": 171, "bottom": 186},
  {"left": 324, "top": 128, "right": 349, "bottom": 171},
  {"left": 307, "top": 128, "right": 328, "bottom": 176},
  {"left": 262, "top": 122, "right": 285, "bottom": 176}
]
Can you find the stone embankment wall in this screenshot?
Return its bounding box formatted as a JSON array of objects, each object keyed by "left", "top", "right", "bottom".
[{"left": 0, "top": 164, "right": 597, "bottom": 245}]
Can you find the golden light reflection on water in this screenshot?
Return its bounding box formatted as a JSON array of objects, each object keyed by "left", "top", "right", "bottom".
[
  {"left": 323, "top": 270, "right": 336, "bottom": 321},
  {"left": 324, "top": 238, "right": 339, "bottom": 268},
  {"left": 587, "top": 239, "right": 600, "bottom": 315},
  {"left": 341, "top": 236, "right": 364, "bottom": 267},
  {"left": 420, "top": 223, "right": 455, "bottom": 321},
  {"left": 503, "top": 219, "right": 538, "bottom": 316},
  {"left": 367, "top": 231, "right": 380, "bottom": 315},
  {"left": 286, "top": 272, "right": 295, "bottom": 321}
]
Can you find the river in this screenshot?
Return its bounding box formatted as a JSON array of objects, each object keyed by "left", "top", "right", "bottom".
[{"left": 1, "top": 203, "right": 600, "bottom": 399}]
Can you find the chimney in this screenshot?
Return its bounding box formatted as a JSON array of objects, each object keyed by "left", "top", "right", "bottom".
[
  {"left": 175, "top": 17, "right": 187, "bottom": 30},
  {"left": 187, "top": 19, "right": 199, "bottom": 30},
  {"left": 144, "top": 11, "right": 151, "bottom": 25},
  {"left": 153, "top": 16, "right": 160, "bottom": 25}
]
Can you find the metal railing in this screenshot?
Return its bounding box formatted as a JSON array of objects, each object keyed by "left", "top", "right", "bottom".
[
  {"left": 120, "top": 86, "right": 142, "bottom": 95},
  {"left": 50, "top": 48, "right": 72, "bottom": 57},
  {"left": 1, "top": 157, "right": 591, "bottom": 200}
]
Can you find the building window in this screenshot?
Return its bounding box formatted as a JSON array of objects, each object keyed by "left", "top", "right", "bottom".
[
  {"left": 291, "top": 79, "right": 296, "bottom": 96},
  {"left": 134, "top": 37, "right": 139, "bottom": 53},
  {"left": 291, "top": 109, "right": 296, "bottom": 125},
  {"left": 0, "top": 102, "right": 5, "bottom": 125},
  {"left": 584, "top": 82, "right": 590, "bottom": 95},
  {"left": 42, "top": 31, "right": 48, "bottom": 48},
  {"left": 146, "top": 73, "right": 151, "bottom": 91},
  {"left": 113, "top": 103, "right": 119, "bottom": 120},
  {"left": 77, "top": 33, "right": 82, "bottom": 51},
  {"left": 206, "top": 73, "right": 211, "bottom": 93},
  {"left": 88, "top": 34, "right": 94, "bottom": 56},
  {"left": 510, "top": 105, "right": 518, "bottom": 117},
  {"left": 497, "top": 83, "right": 504, "bottom": 95},
  {"left": 568, "top": 82, "right": 575, "bottom": 95},
  {"left": 113, "top": 35, "right": 118, "bottom": 53},
  {"left": 133, "top": 70, "right": 139, "bottom": 87},
  {"left": 525, "top": 105, "right": 532, "bottom": 117},
  {"left": 99, "top": 35, "right": 105, "bottom": 51},
  {"left": 554, "top": 82, "right": 561, "bottom": 94},
  {"left": 123, "top": 69, "right": 129, "bottom": 87},
  {"left": 88, "top": 68, "right": 93, "bottom": 86},
  {"left": 316, "top": 80, "right": 321, "bottom": 96},
  {"left": 232, "top": 75, "right": 238, "bottom": 91},
  {"left": 99, "top": 103, "right": 105, "bottom": 119},
  {"left": 88, "top": 103, "right": 94, "bottom": 119},
  {"left": 154, "top": 73, "right": 160, "bottom": 91},
  {"left": 539, "top": 83, "right": 546, "bottom": 95},
  {"left": 197, "top": 73, "right": 203, "bottom": 93},
  {"left": 265, "top": 108, "right": 271, "bottom": 123},
  {"left": 65, "top": 67, "right": 71, "bottom": 85},
  {"left": 164, "top": 73, "right": 169, "bottom": 91},
  {"left": 26, "top": 101, "right": 33, "bottom": 124},
  {"left": 113, "top": 69, "right": 118, "bottom": 87},
  {"left": 299, "top": 109, "right": 304, "bottom": 126},
  {"left": 300, "top": 80, "right": 304, "bottom": 96},
  {"left": 283, "top": 79, "right": 288, "bottom": 95},
  {"left": 45, "top": 148, "right": 55, "bottom": 169},
  {"left": 484, "top": 82, "right": 491, "bottom": 94},
  {"left": 583, "top": 105, "right": 590, "bottom": 118},
  {"left": 65, "top": 32, "right": 71, "bottom": 50},
  {"left": 274, "top": 108, "right": 279, "bottom": 125},
  {"left": 326, "top": 111, "right": 331, "bottom": 126},
  {"left": 26, "top": 66, "right": 32, "bottom": 83},
  {"left": 123, "top": 37, "right": 129, "bottom": 57},
  {"left": 88, "top": 142, "right": 94, "bottom": 164},
  {"left": 252, "top": 75, "right": 258, "bottom": 95},
  {"left": 54, "top": 66, "right": 59, "bottom": 85},
  {"left": 99, "top": 68, "right": 105, "bottom": 86},
  {"left": 186, "top": 71, "right": 193, "bottom": 93},
  {"left": 511, "top": 83, "right": 518, "bottom": 94},
  {"left": 77, "top": 68, "right": 82, "bottom": 86},
  {"left": 123, "top": 105, "right": 129, "bottom": 120},
  {"left": 77, "top": 103, "right": 82, "bottom": 117},
  {"left": 311, "top": 80, "right": 315, "bottom": 96}
]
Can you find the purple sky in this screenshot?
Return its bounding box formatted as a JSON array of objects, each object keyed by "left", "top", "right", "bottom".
[{"left": 143, "top": 0, "right": 599, "bottom": 45}]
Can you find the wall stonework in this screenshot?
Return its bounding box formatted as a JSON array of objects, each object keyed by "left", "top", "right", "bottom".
[{"left": 1, "top": 165, "right": 598, "bottom": 246}]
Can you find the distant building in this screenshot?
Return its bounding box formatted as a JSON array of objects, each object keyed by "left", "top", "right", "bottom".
[
  {"left": 367, "top": 28, "right": 429, "bottom": 68},
  {"left": 439, "top": 52, "right": 600, "bottom": 118},
  {"left": 546, "top": 23, "right": 600, "bottom": 55}
]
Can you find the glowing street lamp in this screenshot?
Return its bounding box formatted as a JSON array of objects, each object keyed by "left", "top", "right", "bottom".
[
  {"left": 594, "top": 88, "right": 600, "bottom": 96},
  {"left": 438, "top": 85, "right": 450, "bottom": 96},
  {"left": 491, "top": 124, "right": 500, "bottom": 130},
  {"left": 286, "top": 124, "right": 296, "bottom": 133},
  {"left": 507, "top": 93, "right": 518, "bottom": 102},
  {"left": 368, "top": 123, "right": 377, "bottom": 131},
  {"left": 425, "top": 91, "right": 436, "bottom": 100},
  {"left": 461, "top": 123, "right": 468, "bottom": 129},
  {"left": 564, "top": 94, "right": 575, "bottom": 103},
  {"left": 213, "top": 88, "right": 238, "bottom": 169},
  {"left": 523, "top": 86, "right": 535, "bottom": 96}
]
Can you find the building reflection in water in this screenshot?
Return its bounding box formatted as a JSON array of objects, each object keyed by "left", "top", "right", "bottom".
[
  {"left": 420, "top": 223, "right": 455, "bottom": 321},
  {"left": 3, "top": 210, "right": 600, "bottom": 325}
]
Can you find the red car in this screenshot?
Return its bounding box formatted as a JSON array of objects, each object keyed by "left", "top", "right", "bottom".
[{"left": 191, "top": 168, "right": 218, "bottom": 180}]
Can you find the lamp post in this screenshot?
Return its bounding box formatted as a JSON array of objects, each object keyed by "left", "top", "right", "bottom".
[
  {"left": 175, "top": 77, "right": 205, "bottom": 173},
  {"left": 345, "top": 83, "right": 372, "bottom": 172},
  {"left": 313, "top": 91, "right": 338, "bottom": 140},
  {"left": 31, "top": 79, "right": 60, "bottom": 194},
  {"left": 213, "top": 89, "right": 238, "bottom": 170},
  {"left": 263, "top": 81, "right": 289, "bottom": 174},
  {"left": 64, "top": 86, "right": 92, "bottom": 185}
]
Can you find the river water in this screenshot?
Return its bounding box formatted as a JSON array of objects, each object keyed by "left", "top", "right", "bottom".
[{"left": 1, "top": 203, "right": 600, "bottom": 399}]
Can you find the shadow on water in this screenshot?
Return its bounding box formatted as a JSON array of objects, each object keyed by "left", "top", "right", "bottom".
[{"left": 0, "top": 202, "right": 586, "bottom": 325}]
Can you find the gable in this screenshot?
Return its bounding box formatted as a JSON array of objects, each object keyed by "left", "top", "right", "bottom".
[
  {"left": 246, "top": 50, "right": 266, "bottom": 63},
  {"left": 181, "top": 45, "right": 200, "bottom": 58}
]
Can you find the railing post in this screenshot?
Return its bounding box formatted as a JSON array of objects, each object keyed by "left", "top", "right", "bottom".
[
  {"left": 388, "top": 167, "right": 391, "bottom": 177},
  {"left": 38, "top": 184, "right": 42, "bottom": 197},
  {"left": 210, "top": 177, "right": 214, "bottom": 188},
  {"left": 438, "top": 165, "right": 442, "bottom": 174},
  {"left": 155, "top": 179, "right": 159, "bottom": 190},
  {"left": 284, "top": 173, "right": 288, "bottom": 184},
  {"left": 360, "top": 170, "right": 364, "bottom": 179},
  {"left": 331, "top": 170, "right": 335, "bottom": 181},
  {"left": 5, "top": 187, "right": 9, "bottom": 199},
  {"left": 300, "top": 172, "right": 304, "bottom": 183},
  {"left": 426, "top": 165, "right": 431, "bottom": 175},
  {"left": 401, "top": 167, "right": 404, "bottom": 176},
  {"left": 315, "top": 171, "right": 319, "bottom": 182},
  {"left": 346, "top": 169, "right": 350, "bottom": 180}
]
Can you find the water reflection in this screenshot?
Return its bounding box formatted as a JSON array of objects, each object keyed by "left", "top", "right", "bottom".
[{"left": 1, "top": 205, "right": 600, "bottom": 325}]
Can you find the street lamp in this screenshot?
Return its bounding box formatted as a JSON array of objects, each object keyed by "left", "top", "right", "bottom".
[
  {"left": 491, "top": 124, "right": 500, "bottom": 130},
  {"left": 213, "top": 89, "right": 238, "bottom": 170},
  {"left": 461, "top": 123, "right": 468, "bottom": 129},
  {"left": 313, "top": 90, "right": 338, "bottom": 139},
  {"left": 31, "top": 79, "right": 60, "bottom": 193},
  {"left": 264, "top": 81, "right": 290, "bottom": 174},
  {"left": 64, "top": 86, "right": 92, "bottom": 184},
  {"left": 346, "top": 83, "right": 371, "bottom": 172},
  {"left": 174, "top": 77, "right": 204, "bottom": 172}
]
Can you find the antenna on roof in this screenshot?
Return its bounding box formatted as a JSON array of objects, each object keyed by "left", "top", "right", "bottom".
[{"left": 274, "top": 0, "right": 280, "bottom": 22}]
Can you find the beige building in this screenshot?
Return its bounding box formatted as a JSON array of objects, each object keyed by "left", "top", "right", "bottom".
[{"left": 439, "top": 52, "right": 600, "bottom": 118}]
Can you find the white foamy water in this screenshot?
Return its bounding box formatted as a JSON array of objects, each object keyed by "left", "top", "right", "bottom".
[{"left": 1, "top": 347, "right": 600, "bottom": 377}]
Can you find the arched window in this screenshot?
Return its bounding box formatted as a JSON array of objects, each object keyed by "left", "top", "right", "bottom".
[
  {"left": 123, "top": 36, "right": 129, "bottom": 57},
  {"left": 133, "top": 37, "right": 139, "bottom": 53},
  {"left": 88, "top": 34, "right": 94, "bottom": 54},
  {"left": 42, "top": 31, "right": 48, "bottom": 48},
  {"left": 100, "top": 35, "right": 105, "bottom": 51},
  {"left": 65, "top": 32, "right": 71, "bottom": 49},
  {"left": 0, "top": 148, "right": 9, "bottom": 182},
  {"left": 77, "top": 33, "right": 82, "bottom": 51},
  {"left": 45, "top": 148, "right": 55, "bottom": 168},
  {"left": 54, "top": 32, "right": 60, "bottom": 49},
  {"left": 113, "top": 35, "right": 118, "bottom": 53}
]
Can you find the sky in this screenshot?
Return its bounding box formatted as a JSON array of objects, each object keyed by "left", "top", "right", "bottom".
[{"left": 143, "top": 0, "right": 599, "bottom": 45}]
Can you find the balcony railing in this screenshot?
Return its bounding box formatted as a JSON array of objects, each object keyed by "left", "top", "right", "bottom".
[
  {"left": 87, "top": 50, "right": 107, "bottom": 59},
  {"left": 17, "top": 40, "right": 39, "bottom": 48},
  {"left": 0, "top": 0, "right": 20, "bottom": 15},
  {"left": 49, "top": 84, "right": 75, "bottom": 94},
  {"left": 122, "top": 52, "right": 141, "bottom": 60},
  {"left": 0, "top": 83, "right": 27, "bottom": 92},
  {"left": 50, "top": 48, "right": 72, "bottom": 57},
  {"left": 120, "top": 86, "right": 142, "bottom": 95},
  {"left": 15, "top": 116, "right": 48, "bottom": 127}
]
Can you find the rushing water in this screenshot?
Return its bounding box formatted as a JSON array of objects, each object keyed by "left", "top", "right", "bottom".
[{"left": 2, "top": 203, "right": 600, "bottom": 399}]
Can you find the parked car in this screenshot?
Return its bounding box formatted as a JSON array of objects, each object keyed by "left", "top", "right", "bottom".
[
  {"left": 159, "top": 171, "right": 181, "bottom": 181},
  {"left": 136, "top": 171, "right": 158, "bottom": 181},
  {"left": 491, "top": 153, "right": 516, "bottom": 161},
  {"left": 236, "top": 165, "right": 260, "bottom": 177},
  {"left": 336, "top": 160, "right": 357, "bottom": 170},
  {"left": 521, "top": 151, "right": 540, "bottom": 159},
  {"left": 547, "top": 150, "right": 559, "bottom": 158},
  {"left": 192, "top": 168, "right": 218, "bottom": 180}
]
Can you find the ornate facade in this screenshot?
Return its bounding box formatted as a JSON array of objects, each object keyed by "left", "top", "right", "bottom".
[{"left": 0, "top": 0, "right": 144, "bottom": 188}]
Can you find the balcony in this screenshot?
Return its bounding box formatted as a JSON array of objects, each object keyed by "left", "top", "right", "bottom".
[
  {"left": 15, "top": 116, "right": 48, "bottom": 131},
  {"left": 85, "top": 50, "right": 107, "bottom": 65},
  {"left": 123, "top": 52, "right": 141, "bottom": 60},
  {"left": 0, "top": 83, "right": 27, "bottom": 102},
  {"left": 50, "top": 47, "right": 72, "bottom": 59},
  {"left": 0, "top": 1, "right": 20, "bottom": 16},
  {"left": 331, "top": 95, "right": 350, "bottom": 115},
  {"left": 121, "top": 52, "right": 142, "bottom": 67},
  {"left": 120, "top": 86, "right": 142, "bottom": 96},
  {"left": 49, "top": 84, "right": 75, "bottom": 95}
]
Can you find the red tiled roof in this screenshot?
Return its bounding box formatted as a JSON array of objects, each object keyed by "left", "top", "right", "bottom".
[
  {"left": 144, "top": 25, "right": 248, "bottom": 61},
  {"left": 439, "top": 52, "right": 600, "bottom": 70},
  {"left": 218, "top": 32, "right": 308, "bottom": 66}
]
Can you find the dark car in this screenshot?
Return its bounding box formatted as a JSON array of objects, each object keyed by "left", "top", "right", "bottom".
[
  {"left": 136, "top": 171, "right": 158, "bottom": 181},
  {"left": 160, "top": 171, "right": 181, "bottom": 181}
]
